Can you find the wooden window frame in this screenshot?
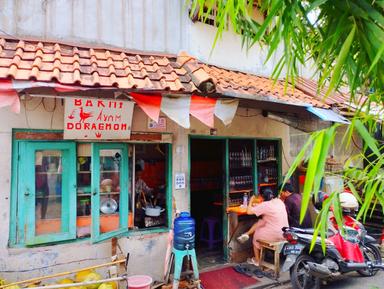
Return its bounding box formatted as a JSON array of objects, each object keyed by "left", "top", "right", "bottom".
[{"left": 10, "top": 130, "right": 173, "bottom": 247}]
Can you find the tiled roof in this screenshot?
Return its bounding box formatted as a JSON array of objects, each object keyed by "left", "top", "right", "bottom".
[
  {"left": 201, "top": 64, "right": 328, "bottom": 108},
  {"left": 0, "top": 37, "right": 328, "bottom": 108},
  {"left": 0, "top": 38, "right": 198, "bottom": 92},
  {"left": 294, "top": 77, "right": 349, "bottom": 106}
]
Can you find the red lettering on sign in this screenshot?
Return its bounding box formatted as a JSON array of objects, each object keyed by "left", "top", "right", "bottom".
[
  {"left": 97, "top": 100, "right": 105, "bottom": 108},
  {"left": 105, "top": 123, "right": 112, "bottom": 130},
  {"left": 75, "top": 123, "right": 82, "bottom": 129},
  {"left": 113, "top": 124, "right": 119, "bottom": 130},
  {"left": 99, "top": 123, "right": 104, "bottom": 130},
  {"left": 121, "top": 123, "right": 127, "bottom": 130},
  {"left": 74, "top": 99, "right": 82, "bottom": 106},
  {"left": 84, "top": 123, "right": 90, "bottom": 130},
  {"left": 85, "top": 100, "right": 93, "bottom": 107},
  {"left": 115, "top": 115, "right": 121, "bottom": 122},
  {"left": 91, "top": 123, "right": 97, "bottom": 130},
  {"left": 96, "top": 109, "right": 103, "bottom": 121},
  {"left": 67, "top": 123, "right": 74, "bottom": 129}
]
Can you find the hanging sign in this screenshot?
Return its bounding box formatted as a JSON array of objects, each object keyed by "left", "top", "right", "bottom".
[{"left": 64, "top": 98, "right": 134, "bottom": 140}]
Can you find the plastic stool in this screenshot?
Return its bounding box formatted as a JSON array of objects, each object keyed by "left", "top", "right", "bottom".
[
  {"left": 172, "top": 248, "right": 199, "bottom": 289},
  {"left": 200, "top": 217, "right": 222, "bottom": 249}
]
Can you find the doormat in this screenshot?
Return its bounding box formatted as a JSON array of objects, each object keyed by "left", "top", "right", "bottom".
[{"left": 199, "top": 266, "right": 260, "bottom": 289}]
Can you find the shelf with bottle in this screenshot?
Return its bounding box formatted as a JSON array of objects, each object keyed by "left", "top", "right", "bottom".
[
  {"left": 229, "top": 188, "right": 253, "bottom": 194},
  {"left": 258, "top": 166, "right": 278, "bottom": 183},
  {"left": 256, "top": 144, "right": 276, "bottom": 161},
  {"left": 229, "top": 175, "right": 253, "bottom": 191},
  {"left": 228, "top": 197, "right": 244, "bottom": 207},
  {"left": 229, "top": 151, "right": 253, "bottom": 169},
  {"left": 258, "top": 183, "right": 277, "bottom": 187}
]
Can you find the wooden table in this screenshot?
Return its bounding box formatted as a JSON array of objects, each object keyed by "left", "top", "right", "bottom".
[{"left": 226, "top": 206, "right": 257, "bottom": 262}]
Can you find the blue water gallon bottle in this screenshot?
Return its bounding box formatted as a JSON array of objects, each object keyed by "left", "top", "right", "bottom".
[{"left": 173, "top": 212, "right": 195, "bottom": 250}]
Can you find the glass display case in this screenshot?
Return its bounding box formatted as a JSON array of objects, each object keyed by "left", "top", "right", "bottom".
[
  {"left": 256, "top": 140, "right": 279, "bottom": 196},
  {"left": 228, "top": 139, "right": 254, "bottom": 207}
]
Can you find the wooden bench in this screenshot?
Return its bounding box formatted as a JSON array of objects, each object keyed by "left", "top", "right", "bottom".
[{"left": 257, "top": 240, "right": 287, "bottom": 277}]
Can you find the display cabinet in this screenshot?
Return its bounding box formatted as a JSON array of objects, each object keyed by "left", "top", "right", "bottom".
[{"left": 228, "top": 139, "right": 254, "bottom": 207}]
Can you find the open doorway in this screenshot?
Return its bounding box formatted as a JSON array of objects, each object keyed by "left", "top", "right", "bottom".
[{"left": 190, "top": 138, "right": 226, "bottom": 268}]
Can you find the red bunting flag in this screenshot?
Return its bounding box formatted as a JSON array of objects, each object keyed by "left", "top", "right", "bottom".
[
  {"left": 130, "top": 92, "right": 162, "bottom": 122},
  {"left": 190, "top": 95, "right": 217, "bottom": 127}
]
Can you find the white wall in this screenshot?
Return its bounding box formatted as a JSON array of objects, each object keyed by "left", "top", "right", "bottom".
[
  {"left": 188, "top": 22, "right": 281, "bottom": 77},
  {"left": 0, "top": 0, "right": 188, "bottom": 54},
  {"left": 0, "top": 0, "right": 307, "bottom": 78},
  {"left": 0, "top": 98, "right": 292, "bottom": 281}
]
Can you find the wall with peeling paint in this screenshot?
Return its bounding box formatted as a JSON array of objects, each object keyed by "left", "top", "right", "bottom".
[
  {"left": 0, "top": 0, "right": 303, "bottom": 78},
  {"left": 0, "top": 97, "right": 293, "bottom": 281}
]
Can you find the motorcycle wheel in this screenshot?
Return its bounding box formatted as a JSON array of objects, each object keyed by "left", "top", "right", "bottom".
[
  {"left": 357, "top": 243, "right": 382, "bottom": 277},
  {"left": 290, "top": 254, "right": 320, "bottom": 289}
]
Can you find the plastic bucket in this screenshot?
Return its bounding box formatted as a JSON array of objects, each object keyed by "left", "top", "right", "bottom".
[{"left": 127, "top": 275, "right": 153, "bottom": 289}]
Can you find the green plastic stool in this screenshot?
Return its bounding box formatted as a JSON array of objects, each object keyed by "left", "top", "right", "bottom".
[{"left": 172, "top": 248, "right": 199, "bottom": 289}]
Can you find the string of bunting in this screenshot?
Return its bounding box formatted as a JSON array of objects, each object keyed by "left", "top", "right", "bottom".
[{"left": 0, "top": 79, "right": 239, "bottom": 127}]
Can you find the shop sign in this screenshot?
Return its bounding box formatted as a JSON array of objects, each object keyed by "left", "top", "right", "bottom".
[
  {"left": 64, "top": 98, "right": 134, "bottom": 140},
  {"left": 148, "top": 116, "right": 166, "bottom": 130}
]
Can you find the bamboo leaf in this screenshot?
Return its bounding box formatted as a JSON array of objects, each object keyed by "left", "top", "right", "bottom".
[
  {"left": 354, "top": 119, "right": 381, "bottom": 157},
  {"left": 301, "top": 131, "right": 324, "bottom": 223},
  {"left": 325, "top": 24, "right": 356, "bottom": 97}
]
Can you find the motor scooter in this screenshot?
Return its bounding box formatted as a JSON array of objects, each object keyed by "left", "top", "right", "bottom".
[{"left": 281, "top": 201, "right": 383, "bottom": 289}]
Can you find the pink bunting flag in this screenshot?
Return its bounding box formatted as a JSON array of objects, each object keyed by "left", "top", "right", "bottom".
[
  {"left": 130, "top": 92, "right": 162, "bottom": 122},
  {"left": 190, "top": 95, "right": 217, "bottom": 127},
  {"left": 0, "top": 79, "right": 20, "bottom": 113}
]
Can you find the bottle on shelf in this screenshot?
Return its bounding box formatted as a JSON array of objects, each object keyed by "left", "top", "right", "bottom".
[{"left": 243, "top": 192, "right": 248, "bottom": 207}]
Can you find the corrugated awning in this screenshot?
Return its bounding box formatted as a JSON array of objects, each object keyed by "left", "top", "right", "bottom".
[{"left": 307, "top": 107, "right": 350, "bottom": 124}]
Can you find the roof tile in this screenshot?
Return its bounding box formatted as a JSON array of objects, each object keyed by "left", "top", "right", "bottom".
[{"left": 0, "top": 37, "right": 327, "bottom": 107}]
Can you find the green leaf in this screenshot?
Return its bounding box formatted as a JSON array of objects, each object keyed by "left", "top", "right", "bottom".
[
  {"left": 301, "top": 131, "right": 324, "bottom": 223},
  {"left": 354, "top": 119, "right": 381, "bottom": 157},
  {"left": 325, "top": 24, "right": 356, "bottom": 97}
]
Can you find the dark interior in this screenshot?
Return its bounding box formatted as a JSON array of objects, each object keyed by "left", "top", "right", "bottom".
[{"left": 190, "top": 139, "right": 225, "bottom": 266}]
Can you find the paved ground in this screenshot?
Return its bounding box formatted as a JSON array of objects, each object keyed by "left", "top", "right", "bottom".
[{"left": 252, "top": 271, "right": 384, "bottom": 289}]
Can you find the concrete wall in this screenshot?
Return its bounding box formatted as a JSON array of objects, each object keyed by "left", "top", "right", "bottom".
[
  {"left": 0, "top": 98, "right": 291, "bottom": 281},
  {"left": 0, "top": 0, "right": 295, "bottom": 78},
  {"left": 0, "top": 0, "right": 188, "bottom": 54},
  {"left": 288, "top": 126, "right": 363, "bottom": 169}
]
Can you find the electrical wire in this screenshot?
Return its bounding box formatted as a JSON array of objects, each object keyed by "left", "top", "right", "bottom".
[
  {"left": 281, "top": 143, "right": 292, "bottom": 169},
  {"left": 49, "top": 99, "right": 57, "bottom": 129},
  {"left": 43, "top": 97, "right": 57, "bottom": 113},
  {"left": 235, "top": 112, "right": 262, "bottom": 117}
]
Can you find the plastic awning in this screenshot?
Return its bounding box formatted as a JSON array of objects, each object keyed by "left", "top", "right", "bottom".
[{"left": 307, "top": 107, "right": 350, "bottom": 124}]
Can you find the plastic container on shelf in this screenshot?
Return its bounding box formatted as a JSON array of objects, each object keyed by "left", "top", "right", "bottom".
[{"left": 173, "top": 212, "right": 195, "bottom": 250}]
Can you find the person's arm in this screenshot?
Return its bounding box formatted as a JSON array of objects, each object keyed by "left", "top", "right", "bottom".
[
  {"left": 247, "top": 195, "right": 256, "bottom": 215},
  {"left": 247, "top": 195, "right": 266, "bottom": 216}
]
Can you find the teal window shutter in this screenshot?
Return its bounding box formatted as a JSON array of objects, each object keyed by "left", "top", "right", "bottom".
[
  {"left": 21, "top": 141, "right": 77, "bottom": 245},
  {"left": 91, "top": 143, "right": 129, "bottom": 243}
]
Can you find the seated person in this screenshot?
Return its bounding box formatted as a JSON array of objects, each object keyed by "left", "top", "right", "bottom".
[
  {"left": 237, "top": 189, "right": 288, "bottom": 266},
  {"left": 279, "top": 183, "right": 312, "bottom": 228}
]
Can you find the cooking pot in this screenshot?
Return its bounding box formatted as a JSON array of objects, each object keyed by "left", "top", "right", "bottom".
[
  {"left": 142, "top": 206, "right": 165, "bottom": 217},
  {"left": 100, "top": 198, "right": 118, "bottom": 214}
]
